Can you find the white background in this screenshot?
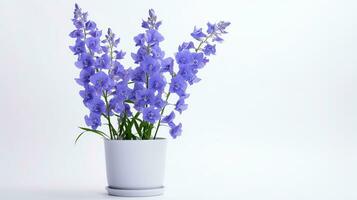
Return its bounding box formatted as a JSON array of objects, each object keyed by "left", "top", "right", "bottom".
[{"left": 0, "top": 0, "right": 356, "bottom": 199}]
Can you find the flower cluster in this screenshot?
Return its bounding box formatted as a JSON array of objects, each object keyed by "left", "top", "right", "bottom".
[
  {"left": 130, "top": 9, "right": 167, "bottom": 119},
  {"left": 70, "top": 4, "right": 127, "bottom": 132},
  {"left": 162, "top": 20, "right": 231, "bottom": 138},
  {"left": 70, "top": 4, "right": 230, "bottom": 141}
]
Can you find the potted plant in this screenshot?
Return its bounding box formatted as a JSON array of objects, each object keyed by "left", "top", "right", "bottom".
[{"left": 69, "top": 4, "right": 230, "bottom": 197}]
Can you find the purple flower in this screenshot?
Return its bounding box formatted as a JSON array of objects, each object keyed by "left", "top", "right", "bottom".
[
  {"left": 87, "top": 97, "right": 106, "bottom": 114},
  {"left": 153, "top": 95, "right": 165, "bottom": 108},
  {"left": 189, "top": 75, "right": 201, "bottom": 85},
  {"left": 178, "top": 42, "right": 195, "bottom": 52},
  {"left": 169, "top": 75, "right": 187, "bottom": 96},
  {"left": 95, "top": 54, "right": 110, "bottom": 69},
  {"left": 101, "top": 46, "right": 109, "bottom": 53},
  {"left": 142, "top": 9, "right": 162, "bottom": 30},
  {"left": 141, "top": 56, "right": 160, "bottom": 74},
  {"left": 89, "top": 30, "right": 102, "bottom": 38},
  {"left": 76, "top": 67, "right": 95, "bottom": 86},
  {"left": 129, "top": 83, "right": 145, "bottom": 101},
  {"left": 109, "top": 97, "right": 125, "bottom": 114},
  {"left": 149, "top": 9, "right": 156, "bottom": 20},
  {"left": 111, "top": 61, "right": 127, "bottom": 81},
  {"left": 141, "top": 20, "right": 150, "bottom": 29},
  {"left": 205, "top": 21, "right": 230, "bottom": 42},
  {"left": 72, "top": 19, "right": 84, "bottom": 29},
  {"left": 146, "top": 29, "right": 164, "bottom": 45},
  {"left": 134, "top": 33, "right": 146, "bottom": 46},
  {"left": 191, "top": 27, "right": 206, "bottom": 40},
  {"left": 75, "top": 53, "right": 94, "bottom": 68},
  {"left": 101, "top": 28, "right": 120, "bottom": 48},
  {"left": 135, "top": 89, "right": 155, "bottom": 107},
  {"left": 217, "top": 21, "right": 231, "bottom": 33},
  {"left": 85, "top": 112, "right": 101, "bottom": 129},
  {"left": 79, "top": 86, "right": 97, "bottom": 105},
  {"left": 143, "top": 107, "right": 160, "bottom": 123},
  {"left": 73, "top": 4, "right": 83, "bottom": 19},
  {"left": 149, "top": 73, "right": 166, "bottom": 92},
  {"left": 161, "top": 57, "right": 174, "bottom": 74},
  {"left": 191, "top": 52, "right": 205, "bottom": 69},
  {"left": 116, "top": 81, "right": 131, "bottom": 99},
  {"left": 207, "top": 22, "right": 216, "bottom": 34},
  {"left": 69, "top": 30, "right": 84, "bottom": 39},
  {"left": 162, "top": 111, "right": 175, "bottom": 123},
  {"left": 213, "top": 36, "right": 224, "bottom": 42},
  {"left": 175, "top": 50, "right": 193, "bottom": 65},
  {"left": 86, "top": 37, "right": 101, "bottom": 52},
  {"left": 131, "top": 47, "right": 147, "bottom": 63},
  {"left": 85, "top": 20, "right": 97, "bottom": 31},
  {"left": 178, "top": 65, "right": 194, "bottom": 81},
  {"left": 151, "top": 46, "right": 165, "bottom": 59},
  {"left": 131, "top": 67, "right": 146, "bottom": 82},
  {"left": 175, "top": 98, "right": 188, "bottom": 113},
  {"left": 119, "top": 67, "right": 132, "bottom": 82},
  {"left": 203, "top": 44, "right": 216, "bottom": 56},
  {"left": 169, "top": 123, "right": 182, "bottom": 138},
  {"left": 90, "top": 71, "right": 112, "bottom": 90},
  {"left": 115, "top": 50, "right": 126, "bottom": 59},
  {"left": 71, "top": 4, "right": 87, "bottom": 29},
  {"left": 70, "top": 40, "right": 86, "bottom": 55},
  {"left": 178, "top": 64, "right": 201, "bottom": 85}
]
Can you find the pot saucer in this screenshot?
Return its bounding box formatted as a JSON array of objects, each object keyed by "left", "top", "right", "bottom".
[{"left": 106, "top": 186, "right": 164, "bottom": 197}]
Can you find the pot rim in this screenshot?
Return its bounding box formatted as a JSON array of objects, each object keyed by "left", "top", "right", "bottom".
[{"left": 104, "top": 137, "right": 167, "bottom": 143}]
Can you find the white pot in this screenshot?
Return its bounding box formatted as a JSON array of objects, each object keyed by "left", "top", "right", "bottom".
[{"left": 104, "top": 138, "right": 167, "bottom": 197}]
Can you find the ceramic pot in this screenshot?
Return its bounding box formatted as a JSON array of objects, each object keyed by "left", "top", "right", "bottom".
[{"left": 104, "top": 138, "right": 167, "bottom": 197}]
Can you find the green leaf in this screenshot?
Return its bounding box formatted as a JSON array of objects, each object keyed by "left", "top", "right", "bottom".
[
  {"left": 101, "top": 113, "right": 115, "bottom": 139},
  {"left": 139, "top": 121, "right": 145, "bottom": 131},
  {"left": 78, "top": 127, "right": 109, "bottom": 138},
  {"left": 141, "top": 122, "right": 154, "bottom": 140},
  {"left": 74, "top": 131, "right": 86, "bottom": 144},
  {"left": 122, "top": 112, "right": 141, "bottom": 140},
  {"left": 133, "top": 119, "right": 142, "bottom": 139},
  {"left": 117, "top": 117, "right": 121, "bottom": 135},
  {"left": 75, "top": 127, "right": 109, "bottom": 144},
  {"left": 119, "top": 115, "right": 127, "bottom": 136},
  {"left": 124, "top": 100, "right": 134, "bottom": 104},
  {"left": 108, "top": 122, "right": 117, "bottom": 137}
]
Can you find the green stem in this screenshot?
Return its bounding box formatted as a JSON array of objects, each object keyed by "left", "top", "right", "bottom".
[
  {"left": 195, "top": 33, "right": 214, "bottom": 52},
  {"left": 103, "top": 91, "right": 114, "bottom": 139},
  {"left": 131, "top": 112, "right": 141, "bottom": 139},
  {"left": 153, "top": 92, "right": 171, "bottom": 139}
]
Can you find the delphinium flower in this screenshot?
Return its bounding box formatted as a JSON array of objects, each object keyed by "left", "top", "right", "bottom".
[
  {"left": 129, "top": 9, "right": 174, "bottom": 139},
  {"left": 156, "top": 21, "right": 231, "bottom": 139},
  {"left": 70, "top": 4, "right": 230, "bottom": 141},
  {"left": 70, "top": 4, "right": 102, "bottom": 130},
  {"left": 70, "top": 4, "right": 129, "bottom": 140}
]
